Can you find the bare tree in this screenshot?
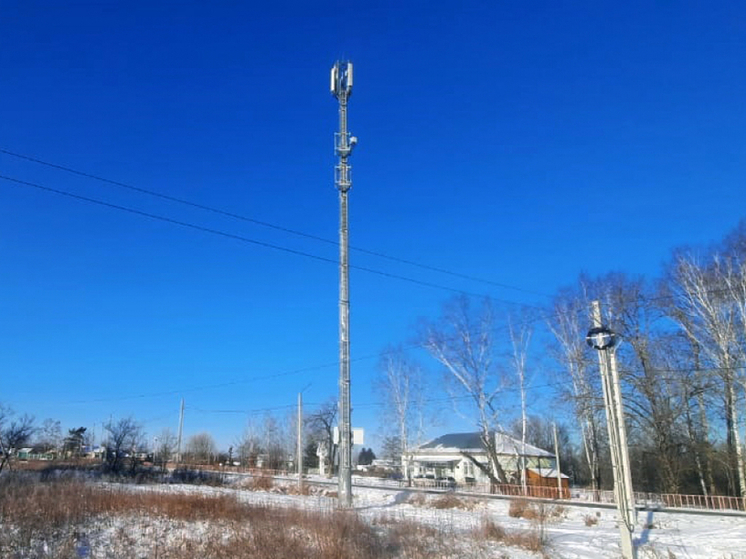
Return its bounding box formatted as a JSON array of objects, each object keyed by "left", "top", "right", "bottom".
[
  {"left": 374, "top": 347, "right": 427, "bottom": 477},
  {"left": 421, "top": 296, "right": 509, "bottom": 484},
  {"left": 668, "top": 251, "right": 746, "bottom": 498},
  {"left": 235, "top": 419, "right": 261, "bottom": 467},
  {"left": 154, "top": 428, "right": 177, "bottom": 471},
  {"left": 36, "top": 418, "right": 62, "bottom": 456},
  {"left": 259, "top": 413, "right": 290, "bottom": 470},
  {"left": 185, "top": 432, "right": 217, "bottom": 465},
  {"left": 547, "top": 285, "right": 605, "bottom": 492},
  {"left": 596, "top": 273, "right": 689, "bottom": 493},
  {"left": 306, "top": 399, "right": 338, "bottom": 475},
  {"left": 0, "top": 406, "right": 35, "bottom": 473},
  {"left": 104, "top": 417, "right": 143, "bottom": 473},
  {"left": 509, "top": 316, "right": 532, "bottom": 493}
]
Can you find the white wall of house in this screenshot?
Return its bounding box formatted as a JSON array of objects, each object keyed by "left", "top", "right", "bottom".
[{"left": 407, "top": 453, "right": 557, "bottom": 483}]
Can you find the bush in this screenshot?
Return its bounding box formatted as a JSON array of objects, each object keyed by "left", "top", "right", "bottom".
[
  {"left": 406, "top": 492, "right": 427, "bottom": 506},
  {"left": 584, "top": 514, "right": 599, "bottom": 527},
  {"left": 249, "top": 472, "right": 274, "bottom": 491},
  {"left": 0, "top": 476, "right": 479, "bottom": 558},
  {"left": 474, "top": 517, "right": 547, "bottom": 555},
  {"left": 431, "top": 494, "right": 475, "bottom": 510},
  {"left": 478, "top": 518, "right": 507, "bottom": 540},
  {"left": 509, "top": 498, "right": 531, "bottom": 518}
]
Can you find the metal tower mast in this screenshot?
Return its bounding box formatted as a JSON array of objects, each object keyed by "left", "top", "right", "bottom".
[{"left": 331, "top": 60, "right": 356, "bottom": 507}]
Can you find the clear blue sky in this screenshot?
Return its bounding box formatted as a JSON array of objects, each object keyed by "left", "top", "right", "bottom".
[{"left": 1, "top": 2, "right": 744, "bottom": 451}]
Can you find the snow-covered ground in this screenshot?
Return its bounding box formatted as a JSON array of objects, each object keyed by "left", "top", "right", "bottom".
[{"left": 119, "top": 479, "right": 745, "bottom": 559}]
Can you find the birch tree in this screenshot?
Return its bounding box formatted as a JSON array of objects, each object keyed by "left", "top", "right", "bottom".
[
  {"left": 547, "top": 287, "right": 605, "bottom": 492},
  {"left": 597, "top": 273, "right": 688, "bottom": 493},
  {"left": 374, "top": 347, "right": 426, "bottom": 474},
  {"left": 668, "top": 252, "right": 746, "bottom": 498},
  {"left": 508, "top": 316, "right": 532, "bottom": 493},
  {"left": 421, "top": 296, "right": 509, "bottom": 484}
]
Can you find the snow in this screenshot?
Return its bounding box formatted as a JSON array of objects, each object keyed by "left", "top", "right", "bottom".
[
  {"left": 112, "top": 478, "right": 746, "bottom": 558},
  {"left": 4, "top": 472, "right": 744, "bottom": 558}
]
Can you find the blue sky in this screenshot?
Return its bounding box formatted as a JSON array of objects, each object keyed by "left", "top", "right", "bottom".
[{"left": 1, "top": 2, "right": 744, "bottom": 451}]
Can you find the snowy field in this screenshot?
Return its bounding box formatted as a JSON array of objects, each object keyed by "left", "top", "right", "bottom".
[
  {"left": 115, "top": 478, "right": 745, "bottom": 559},
  {"left": 2, "top": 473, "right": 744, "bottom": 558}
]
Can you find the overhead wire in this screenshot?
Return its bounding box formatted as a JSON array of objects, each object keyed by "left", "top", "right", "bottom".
[
  {"left": 0, "top": 173, "right": 546, "bottom": 309},
  {"left": 4, "top": 154, "right": 743, "bottom": 422},
  {"left": 0, "top": 148, "right": 550, "bottom": 298}
]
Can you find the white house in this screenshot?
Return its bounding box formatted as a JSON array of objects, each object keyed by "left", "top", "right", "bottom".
[{"left": 405, "top": 431, "right": 560, "bottom": 485}]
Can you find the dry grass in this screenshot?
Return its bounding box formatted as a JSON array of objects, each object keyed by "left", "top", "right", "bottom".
[
  {"left": 475, "top": 517, "right": 547, "bottom": 554},
  {"left": 508, "top": 498, "right": 532, "bottom": 518},
  {"left": 430, "top": 493, "right": 476, "bottom": 510},
  {"left": 508, "top": 498, "right": 563, "bottom": 521},
  {"left": 0, "top": 474, "right": 485, "bottom": 559},
  {"left": 404, "top": 491, "right": 477, "bottom": 510},
  {"left": 406, "top": 492, "right": 427, "bottom": 506},
  {"left": 584, "top": 514, "right": 599, "bottom": 526},
  {"left": 246, "top": 472, "right": 274, "bottom": 491},
  {"left": 285, "top": 482, "right": 313, "bottom": 496}
]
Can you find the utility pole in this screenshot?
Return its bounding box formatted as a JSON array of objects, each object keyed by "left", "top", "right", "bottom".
[
  {"left": 297, "top": 392, "right": 303, "bottom": 491},
  {"left": 176, "top": 398, "right": 185, "bottom": 464},
  {"left": 587, "top": 301, "right": 637, "bottom": 559},
  {"left": 553, "top": 422, "right": 562, "bottom": 499},
  {"left": 331, "top": 60, "right": 356, "bottom": 507}
]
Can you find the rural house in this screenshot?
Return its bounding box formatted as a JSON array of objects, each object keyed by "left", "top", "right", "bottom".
[{"left": 404, "top": 431, "right": 568, "bottom": 489}]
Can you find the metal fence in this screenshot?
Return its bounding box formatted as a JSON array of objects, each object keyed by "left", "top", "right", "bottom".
[{"left": 185, "top": 465, "right": 746, "bottom": 513}]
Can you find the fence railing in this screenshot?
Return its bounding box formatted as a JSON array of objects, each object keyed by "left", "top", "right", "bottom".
[{"left": 162, "top": 463, "right": 746, "bottom": 513}]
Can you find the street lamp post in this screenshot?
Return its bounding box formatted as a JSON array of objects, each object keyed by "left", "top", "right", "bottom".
[{"left": 586, "top": 300, "right": 637, "bottom": 559}]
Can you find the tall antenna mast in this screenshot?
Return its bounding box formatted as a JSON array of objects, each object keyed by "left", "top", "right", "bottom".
[{"left": 331, "top": 60, "right": 356, "bottom": 507}]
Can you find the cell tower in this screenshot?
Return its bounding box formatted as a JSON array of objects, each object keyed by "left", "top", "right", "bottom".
[{"left": 331, "top": 60, "right": 356, "bottom": 507}]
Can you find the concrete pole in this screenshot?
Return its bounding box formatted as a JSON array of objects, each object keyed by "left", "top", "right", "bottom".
[
  {"left": 176, "top": 398, "right": 184, "bottom": 464},
  {"left": 608, "top": 343, "right": 637, "bottom": 530},
  {"left": 590, "top": 301, "right": 636, "bottom": 559},
  {"left": 553, "top": 422, "right": 562, "bottom": 499},
  {"left": 297, "top": 392, "right": 303, "bottom": 491}
]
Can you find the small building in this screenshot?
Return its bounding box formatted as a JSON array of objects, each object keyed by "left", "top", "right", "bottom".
[
  {"left": 405, "top": 431, "right": 564, "bottom": 487},
  {"left": 16, "top": 448, "right": 34, "bottom": 460}
]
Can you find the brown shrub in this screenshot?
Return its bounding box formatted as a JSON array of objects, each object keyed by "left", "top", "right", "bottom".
[
  {"left": 286, "top": 483, "right": 312, "bottom": 496},
  {"left": 431, "top": 493, "right": 475, "bottom": 510},
  {"left": 509, "top": 498, "right": 531, "bottom": 518},
  {"left": 0, "top": 475, "right": 543, "bottom": 559},
  {"left": 406, "top": 492, "right": 427, "bottom": 506},
  {"left": 508, "top": 499, "right": 562, "bottom": 522},
  {"left": 249, "top": 472, "right": 274, "bottom": 491},
  {"left": 584, "top": 514, "right": 599, "bottom": 527},
  {"left": 474, "top": 517, "right": 547, "bottom": 555},
  {"left": 478, "top": 518, "right": 507, "bottom": 541}
]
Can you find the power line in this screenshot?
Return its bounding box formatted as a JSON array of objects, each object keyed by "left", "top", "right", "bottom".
[
  {"left": 0, "top": 148, "right": 549, "bottom": 298},
  {"left": 0, "top": 173, "right": 545, "bottom": 309}
]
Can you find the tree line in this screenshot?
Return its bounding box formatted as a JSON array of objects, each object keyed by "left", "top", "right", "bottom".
[
  {"left": 374, "top": 221, "right": 746, "bottom": 497},
  {"left": 3, "top": 221, "right": 745, "bottom": 497}
]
